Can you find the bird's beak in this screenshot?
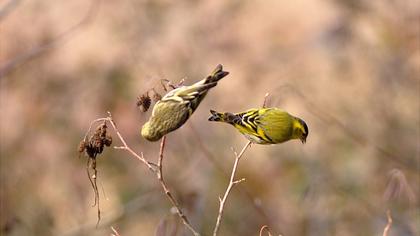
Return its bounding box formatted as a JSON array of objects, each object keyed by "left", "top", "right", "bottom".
[{"left": 301, "top": 137, "right": 306, "bottom": 144}]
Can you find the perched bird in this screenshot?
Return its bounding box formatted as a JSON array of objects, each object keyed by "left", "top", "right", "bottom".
[
  {"left": 208, "top": 108, "right": 308, "bottom": 144},
  {"left": 141, "top": 65, "right": 229, "bottom": 141}
]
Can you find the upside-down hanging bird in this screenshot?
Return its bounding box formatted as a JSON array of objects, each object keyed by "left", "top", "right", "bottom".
[{"left": 141, "top": 65, "right": 229, "bottom": 141}]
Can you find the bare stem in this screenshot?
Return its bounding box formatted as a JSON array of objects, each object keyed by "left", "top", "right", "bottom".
[
  {"left": 212, "top": 94, "right": 269, "bottom": 236},
  {"left": 262, "top": 92, "right": 270, "bottom": 108},
  {"left": 87, "top": 112, "right": 199, "bottom": 236},
  {"left": 213, "top": 141, "right": 252, "bottom": 236},
  {"left": 156, "top": 136, "right": 200, "bottom": 236},
  {"left": 110, "top": 226, "right": 121, "bottom": 236},
  {"left": 189, "top": 123, "right": 275, "bottom": 229},
  {"left": 382, "top": 209, "right": 393, "bottom": 236},
  {"left": 105, "top": 113, "right": 156, "bottom": 172},
  {"left": 259, "top": 225, "right": 271, "bottom": 236}
]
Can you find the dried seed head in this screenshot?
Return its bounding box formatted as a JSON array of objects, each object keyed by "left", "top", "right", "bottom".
[
  {"left": 78, "top": 140, "right": 87, "bottom": 154},
  {"left": 105, "top": 135, "right": 112, "bottom": 146},
  {"left": 137, "top": 93, "right": 151, "bottom": 112},
  {"left": 79, "top": 122, "right": 113, "bottom": 159}
]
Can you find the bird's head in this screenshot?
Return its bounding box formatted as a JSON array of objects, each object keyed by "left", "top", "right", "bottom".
[
  {"left": 292, "top": 117, "right": 309, "bottom": 144},
  {"left": 141, "top": 121, "right": 162, "bottom": 142}
]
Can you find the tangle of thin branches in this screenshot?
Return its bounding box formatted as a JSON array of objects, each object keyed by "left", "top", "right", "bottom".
[{"left": 81, "top": 112, "right": 200, "bottom": 236}]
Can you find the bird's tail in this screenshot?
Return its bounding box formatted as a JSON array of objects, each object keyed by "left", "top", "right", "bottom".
[
  {"left": 172, "top": 65, "right": 229, "bottom": 100},
  {"left": 203, "top": 64, "right": 229, "bottom": 84},
  {"left": 208, "top": 110, "right": 240, "bottom": 125},
  {"left": 208, "top": 110, "right": 224, "bottom": 122}
]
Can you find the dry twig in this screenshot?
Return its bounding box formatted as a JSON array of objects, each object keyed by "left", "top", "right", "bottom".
[
  {"left": 156, "top": 136, "right": 200, "bottom": 236},
  {"left": 212, "top": 141, "right": 251, "bottom": 236},
  {"left": 79, "top": 119, "right": 112, "bottom": 227},
  {"left": 111, "top": 226, "right": 121, "bottom": 236},
  {"left": 262, "top": 92, "right": 270, "bottom": 108},
  {"left": 83, "top": 93, "right": 271, "bottom": 235},
  {"left": 82, "top": 112, "right": 199, "bottom": 236},
  {"left": 212, "top": 93, "right": 269, "bottom": 236},
  {"left": 382, "top": 209, "right": 393, "bottom": 236},
  {"left": 259, "top": 225, "right": 272, "bottom": 236},
  {"left": 189, "top": 123, "right": 274, "bottom": 228}
]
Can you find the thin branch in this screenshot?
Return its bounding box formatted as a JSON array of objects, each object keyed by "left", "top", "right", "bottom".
[
  {"left": 106, "top": 112, "right": 156, "bottom": 172},
  {"left": 85, "top": 158, "right": 96, "bottom": 206},
  {"left": 212, "top": 94, "right": 270, "bottom": 236},
  {"left": 156, "top": 136, "right": 200, "bottom": 236},
  {"left": 111, "top": 226, "right": 121, "bottom": 236},
  {"left": 213, "top": 141, "right": 252, "bottom": 236},
  {"left": 382, "top": 209, "right": 393, "bottom": 236},
  {"left": 262, "top": 92, "right": 270, "bottom": 108},
  {"left": 259, "top": 225, "right": 282, "bottom": 236},
  {"left": 85, "top": 112, "right": 199, "bottom": 236},
  {"left": 259, "top": 225, "right": 272, "bottom": 236},
  {"left": 189, "top": 123, "right": 276, "bottom": 230},
  {"left": 87, "top": 157, "right": 100, "bottom": 227}
]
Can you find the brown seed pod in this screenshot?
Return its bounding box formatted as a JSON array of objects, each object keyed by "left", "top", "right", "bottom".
[
  {"left": 137, "top": 93, "right": 151, "bottom": 112},
  {"left": 105, "top": 135, "right": 112, "bottom": 147},
  {"left": 78, "top": 140, "right": 87, "bottom": 154},
  {"left": 79, "top": 120, "right": 113, "bottom": 228},
  {"left": 80, "top": 122, "right": 112, "bottom": 159}
]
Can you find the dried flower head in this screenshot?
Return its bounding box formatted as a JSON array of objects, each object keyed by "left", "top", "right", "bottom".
[
  {"left": 137, "top": 93, "right": 152, "bottom": 112},
  {"left": 78, "top": 140, "right": 87, "bottom": 154},
  {"left": 78, "top": 120, "right": 113, "bottom": 228},
  {"left": 78, "top": 122, "right": 112, "bottom": 159}
]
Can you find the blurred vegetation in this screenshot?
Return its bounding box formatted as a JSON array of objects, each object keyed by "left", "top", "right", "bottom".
[{"left": 1, "top": 0, "right": 419, "bottom": 235}]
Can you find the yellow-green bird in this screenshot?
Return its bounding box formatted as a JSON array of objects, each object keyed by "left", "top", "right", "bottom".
[
  {"left": 208, "top": 108, "right": 308, "bottom": 144},
  {"left": 141, "top": 65, "right": 229, "bottom": 141}
]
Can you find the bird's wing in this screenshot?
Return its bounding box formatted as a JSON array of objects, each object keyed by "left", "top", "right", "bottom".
[
  {"left": 162, "top": 82, "right": 217, "bottom": 103},
  {"left": 156, "top": 82, "right": 216, "bottom": 119},
  {"left": 232, "top": 109, "right": 271, "bottom": 143},
  {"left": 258, "top": 109, "right": 293, "bottom": 143},
  {"left": 157, "top": 64, "right": 228, "bottom": 116}
]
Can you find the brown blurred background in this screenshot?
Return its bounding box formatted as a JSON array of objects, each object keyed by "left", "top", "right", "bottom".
[{"left": 1, "top": 0, "right": 419, "bottom": 235}]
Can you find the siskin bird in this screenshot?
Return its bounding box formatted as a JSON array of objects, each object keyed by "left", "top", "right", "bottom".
[
  {"left": 141, "top": 65, "right": 229, "bottom": 141},
  {"left": 208, "top": 108, "right": 308, "bottom": 144}
]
